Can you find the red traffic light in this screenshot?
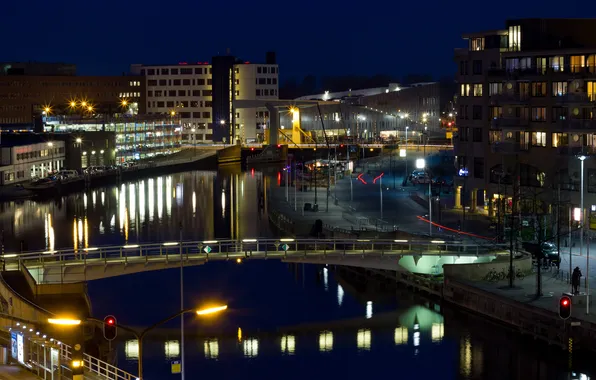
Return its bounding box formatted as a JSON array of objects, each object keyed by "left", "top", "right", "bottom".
[
  {"left": 103, "top": 315, "right": 117, "bottom": 341},
  {"left": 340, "top": 144, "right": 344, "bottom": 148},
  {"left": 107, "top": 318, "right": 114, "bottom": 325},
  {"left": 559, "top": 296, "right": 571, "bottom": 319},
  {"left": 277, "top": 144, "right": 281, "bottom": 148}
]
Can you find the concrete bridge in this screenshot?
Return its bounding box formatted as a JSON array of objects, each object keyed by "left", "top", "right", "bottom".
[{"left": 2, "top": 238, "right": 508, "bottom": 284}]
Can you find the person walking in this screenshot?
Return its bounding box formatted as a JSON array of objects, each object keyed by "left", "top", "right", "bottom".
[{"left": 572, "top": 266, "right": 583, "bottom": 295}]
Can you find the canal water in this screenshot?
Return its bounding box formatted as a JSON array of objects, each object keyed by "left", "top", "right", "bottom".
[{"left": 0, "top": 170, "right": 593, "bottom": 379}]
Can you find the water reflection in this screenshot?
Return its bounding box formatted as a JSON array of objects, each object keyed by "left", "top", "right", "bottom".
[
  {"left": 243, "top": 338, "right": 258, "bottom": 358},
  {"left": 318, "top": 331, "right": 333, "bottom": 352},
  {"left": 204, "top": 339, "right": 218, "bottom": 359},
  {"left": 280, "top": 335, "right": 295, "bottom": 355},
  {"left": 164, "top": 340, "right": 180, "bottom": 359},
  {"left": 356, "top": 329, "right": 371, "bottom": 351},
  {"left": 394, "top": 326, "right": 408, "bottom": 345},
  {"left": 336, "top": 284, "right": 344, "bottom": 306},
  {"left": 365, "top": 301, "right": 373, "bottom": 319},
  {"left": 0, "top": 171, "right": 270, "bottom": 251}
]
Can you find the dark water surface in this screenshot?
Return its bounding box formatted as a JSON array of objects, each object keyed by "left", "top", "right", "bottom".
[{"left": 0, "top": 170, "right": 593, "bottom": 379}]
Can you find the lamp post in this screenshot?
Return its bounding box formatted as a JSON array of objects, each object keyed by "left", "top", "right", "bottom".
[
  {"left": 404, "top": 126, "right": 409, "bottom": 185},
  {"left": 578, "top": 155, "right": 588, "bottom": 313}
]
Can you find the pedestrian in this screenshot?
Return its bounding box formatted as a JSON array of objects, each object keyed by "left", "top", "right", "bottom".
[{"left": 572, "top": 266, "right": 582, "bottom": 295}]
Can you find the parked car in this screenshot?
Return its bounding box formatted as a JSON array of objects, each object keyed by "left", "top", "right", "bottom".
[{"left": 412, "top": 173, "right": 431, "bottom": 184}]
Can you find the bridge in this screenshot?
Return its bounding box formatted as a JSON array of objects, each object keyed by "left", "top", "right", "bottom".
[{"left": 2, "top": 238, "right": 507, "bottom": 284}]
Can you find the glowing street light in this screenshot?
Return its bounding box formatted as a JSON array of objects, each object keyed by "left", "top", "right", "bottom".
[
  {"left": 81, "top": 101, "right": 88, "bottom": 107},
  {"left": 220, "top": 119, "right": 226, "bottom": 125},
  {"left": 170, "top": 110, "right": 176, "bottom": 116},
  {"left": 121, "top": 99, "right": 128, "bottom": 107},
  {"left": 196, "top": 305, "right": 228, "bottom": 315},
  {"left": 48, "top": 318, "right": 82, "bottom": 326},
  {"left": 69, "top": 100, "right": 77, "bottom": 108},
  {"left": 75, "top": 138, "right": 82, "bottom": 144}
]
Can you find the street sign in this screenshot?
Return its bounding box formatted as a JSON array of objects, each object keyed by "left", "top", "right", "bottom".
[
  {"left": 171, "top": 361, "right": 181, "bottom": 374},
  {"left": 203, "top": 246, "right": 212, "bottom": 254},
  {"left": 281, "top": 244, "right": 289, "bottom": 251},
  {"left": 571, "top": 321, "right": 581, "bottom": 327}
]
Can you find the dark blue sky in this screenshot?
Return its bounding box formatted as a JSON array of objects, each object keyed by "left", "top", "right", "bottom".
[{"left": 2, "top": 1, "right": 596, "bottom": 81}]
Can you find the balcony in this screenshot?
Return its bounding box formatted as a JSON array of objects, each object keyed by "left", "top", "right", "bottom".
[
  {"left": 490, "top": 141, "right": 529, "bottom": 154},
  {"left": 557, "top": 146, "right": 596, "bottom": 156},
  {"left": 491, "top": 117, "right": 529, "bottom": 128},
  {"left": 556, "top": 119, "right": 596, "bottom": 130}
]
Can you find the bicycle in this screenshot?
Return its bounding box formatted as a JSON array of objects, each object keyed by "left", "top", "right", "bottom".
[{"left": 484, "top": 269, "right": 500, "bottom": 282}]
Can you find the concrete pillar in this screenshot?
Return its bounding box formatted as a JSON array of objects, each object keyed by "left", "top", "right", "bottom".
[
  {"left": 455, "top": 186, "right": 462, "bottom": 209},
  {"left": 470, "top": 188, "right": 478, "bottom": 213},
  {"left": 266, "top": 104, "right": 279, "bottom": 146}
]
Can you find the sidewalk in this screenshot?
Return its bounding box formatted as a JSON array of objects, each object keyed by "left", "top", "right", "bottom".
[
  {"left": 469, "top": 271, "right": 596, "bottom": 324},
  {"left": 0, "top": 365, "right": 40, "bottom": 380}
]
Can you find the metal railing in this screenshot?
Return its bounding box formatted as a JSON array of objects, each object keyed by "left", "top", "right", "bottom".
[
  {"left": 4, "top": 238, "right": 506, "bottom": 270},
  {"left": 60, "top": 342, "right": 137, "bottom": 380}
]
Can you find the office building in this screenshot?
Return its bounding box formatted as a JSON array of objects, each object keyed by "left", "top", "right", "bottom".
[
  {"left": 0, "top": 67, "right": 143, "bottom": 127},
  {"left": 454, "top": 18, "right": 596, "bottom": 222},
  {"left": 130, "top": 52, "right": 279, "bottom": 143},
  {"left": 0, "top": 134, "right": 65, "bottom": 184}
]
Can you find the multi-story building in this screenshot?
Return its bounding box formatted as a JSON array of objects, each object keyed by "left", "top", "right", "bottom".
[
  {"left": 0, "top": 66, "right": 143, "bottom": 127},
  {"left": 454, "top": 18, "right": 596, "bottom": 227},
  {"left": 44, "top": 115, "right": 181, "bottom": 164},
  {"left": 0, "top": 134, "right": 66, "bottom": 184},
  {"left": 130, "top": 52, "right": 279, "bottom": 143}
]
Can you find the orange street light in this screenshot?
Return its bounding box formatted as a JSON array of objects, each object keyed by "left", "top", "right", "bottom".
[{"left": 48, "top": 318, "right": 82, "bottom": 326}]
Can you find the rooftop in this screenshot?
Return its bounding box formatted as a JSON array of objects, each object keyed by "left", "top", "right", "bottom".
[{"left": 0, "top": 133, "right": 59, "bottom": 148}]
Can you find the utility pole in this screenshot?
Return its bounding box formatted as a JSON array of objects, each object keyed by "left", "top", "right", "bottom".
[{"left": 179, "top": 222, "right": 185, "bottom": 380}]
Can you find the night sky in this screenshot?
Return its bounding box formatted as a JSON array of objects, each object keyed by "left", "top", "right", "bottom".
[{"left": 2, "top": 1, "right": 596, "bottom": 82}]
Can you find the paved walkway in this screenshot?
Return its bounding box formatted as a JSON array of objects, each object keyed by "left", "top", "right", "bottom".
[
  {"left": 469, "top": 271, "right": 596, "bottom": 323},
  {"left": 0, "top": 365, "right": 40, "bottom": 380}
]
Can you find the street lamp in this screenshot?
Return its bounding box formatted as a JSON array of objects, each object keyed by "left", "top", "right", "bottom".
[
  {"left": 48, "top": 318, "right": 82, "bottom": 326},
  {"left": 416, "top": 158, "right": 433, "bottom": 236},
  {"left": 578, "top": 155, "right": 589, "bottom": 314}
]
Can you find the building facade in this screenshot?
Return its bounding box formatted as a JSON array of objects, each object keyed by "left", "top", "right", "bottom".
[
  {"left": 0, "top": 72, "right": 143, "bottom": 126},
  {"left": 454, "top": 18, "right": 596, "bottom": 226},
  {"left": 0, "top": 135, "right": 65, "bottom": 184},
  {"left": 131, "top": 52, "right": 279, "bottom": 143},
  {"left": 44, "top": 115, "right": 181, "bottom": 164}
]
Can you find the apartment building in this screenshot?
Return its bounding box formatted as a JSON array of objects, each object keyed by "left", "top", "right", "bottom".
[
  {"left": 455, "top": 18, "right": 596, "bottom": 225},
  {"left": 131, "top": 52, "right": 279, "bottom": 143}
]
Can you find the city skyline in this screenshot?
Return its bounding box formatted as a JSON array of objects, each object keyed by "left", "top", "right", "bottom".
[{"left": 3, "top": 1, "right": 595, "bottom": 82}]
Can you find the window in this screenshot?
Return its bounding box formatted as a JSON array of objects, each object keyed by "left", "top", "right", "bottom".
[
  {"left": 472, "top": 60, "right": 482, "bottom": 75},
  {"left": 195, "top": 68, "right": 203, "bottom": 74},
  {"left": 508, "top": 25, "right": 521, "bottom": 51},
  {"left": 588, "top": 81, "right": 596, "bottom": 101},
  {"left": 532, "top": 132, "right": 547, "bottom": 147},
  {"left": 550, "top": 56, "right": 564, "bottom": 72},
  {"left": 459, "top": 127, "right": 469, "bottom": 142},
  {"left": 473, "top": 84, "right": 483, "bottom": 97},
  {"left": 519, "top": 83, "right": 530, "bottom": 98},
  {"left": 472, "top": 127, "right": 482, "bottom": 142},
  {"left": 202, "top": 90, "right": 212, "bottom": 96},
  {"left": 505, "top": 57, "right": 531, "bottom": 72},
  {"left": 531, "top": 82, "right": 547, "bottom": 97},
  {"left": 536, "top": 57, "right": 547, "bottom": 74},
  {"left": 147, "top": 69, "right": 155, "bottom": 75},
  {"left": 180, "top": 68, "right": 192, "bottom": 75},
  {"left": 197, "top": 78, "right": 205, "bottom": 86},
  {"left": 489, "top": 83, "right": 502, "bottom": 96},
  {"left": 207, "top": 79, "right": 212, "bottom": 85},
  {"left": 148, "top": 80, "right": 157, "bottom": 86},
  {"left": 472, "top": 105, "right": 482, "bottom": 120},
  {"left": 169, "top": 90, "right": 176, "bottom": 96},
  {"left": 159, "top": 79, "right": 167, "bottom": 86},
  {"left": 459, "top": 61, "right": 468, "bottom": 75},
  {"left": 552, "top": 82, "right": 568, "bottom": 96},
  {"left": 552, "top": 133, "right": 568, "bottom": 147},
  {"left": 178, "top": 90, "right": 185, "bottom": 96},
  {"left": 460, "top": 84, "right": 470, "bottom": 97},
  {"left": 471, "top": 38, "right": 484, "bottom": 51},
  {"left": 202, "top": 112, "right": 210, "bottom": 118},
  {"left": 571, "top": 56, "right": 585, "bottom": 72},
  {"left": 531, "top": 107, "right": 546, "bottom": 121},
  {"left": 173, "top": 79, "right": 181, "bottom": 86},
  {"left": 182, "top": 79, "right": 190, "bottom": 85},
  {"left": 490, "top": 106, "right": 503, "bottom": 119},
  {"left": 157, "top": 101, "right": 164, "bottom": 107},
  {"left": 192, "top": 90, "right": 201, "bottom": 96},
  {"left": 552, "top": 107, "right": 568, "bottom": 121},
  {"left": 473, "top": 157, "right": 484, "bottom": 179},
  {"left": 170, "top": 68, "right": 178, "bottom": 75},
  {"left": 167, "top": 101, "right": 174, "bottom": 107},
  {"left": 161, "top": 68, "right": 169, "bottom": 75},
  {"left": 489, "top": 130, "right": 502, "bottom": 143}
]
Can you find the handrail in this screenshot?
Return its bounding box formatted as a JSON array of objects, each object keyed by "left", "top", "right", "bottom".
[{"left": 60, "top": 342, "right": 137, "bottom": 380}]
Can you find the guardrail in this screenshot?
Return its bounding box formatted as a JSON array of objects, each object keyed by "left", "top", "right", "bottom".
[
  {"left": 60, "top": 343, "right": 137, "bottom": 380},
  {"left": 4, "top": 238, "right": 507, "bottom": 267}
]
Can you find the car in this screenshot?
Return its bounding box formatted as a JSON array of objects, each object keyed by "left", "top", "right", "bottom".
[{"left": 412, "top": 173, "right": 431, "bottom": 184}]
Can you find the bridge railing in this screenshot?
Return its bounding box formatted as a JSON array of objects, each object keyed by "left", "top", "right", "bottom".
[
  {"left": 4, "top": 238, "right": 508, "bottom": 267},
  {"left": 60, "top": 342, "right": 137, "bottom": 380}
]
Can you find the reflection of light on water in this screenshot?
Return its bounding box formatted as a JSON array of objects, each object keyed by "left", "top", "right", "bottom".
[
  {"left": 176, "top": 183, "right": 183, "bottom": 207},
  {"left": 77, "top": 219, "right": 83, "bottom": 244},
  {"left": 101, "top": 191, "right": 105, "bottom": 206},
  {"left": 366, "top": 301, "right": 373, "bottom": 319},
  {"left": 204, "top": 339, "right": 218, "bottom": 359},
  {"left": 139, "top": 181, "right": 145, "bottom": 223},
  {"left": 460, "top": 337, "right": 472, "bottom": 377},
  {"left": 125, "top": 340, "right": 139, "bottom": 360},
  {"left": 157, "top": 177, "right": 163, "bottom": 219},
  {"left": 394, "top": 327, "right": 408, "bottom": 345},
  {"left": 221, "top": 190, "right": 226, "bottom": 218},
  {"left": 318, "top": 331, "right": 333, "bottom": 352},
  {"left": 357, "top": 329, "right": 371, "bottom": 351},
  {"left": 44, "top": 213, "right": 55, "bottom": 252},
  {"left": 92, "top": 191, "right": 96, "bottom": 208},
  {"left": 110, "top": 215, "right": 115, "bottom": 231},
  {"left": 166, "top": 176, "right": 172, "bottom": 217},
  {"left": 83, "top": 193, "right": 87, "bottom": 209},
  {"left": 414, "top": 331, "right": 420, "bottom": 347},
  {"left": 73, "top": 217, "right": 78, "bottom": 251},
  {"left": 337, "top": 284, "right": 344, "bottom": 306},
  {"left": 192, "top": 191, "right": 196, "bottom": 214},
  {"left": 119, "top": 184, "right": 126, "bottom": 230},
  {"left": 243, "top": 338, "right": 258, "bottom": 358},
  {"left": 431, "top": 323, "right": 444, "bottom": 342},
  {"left": 148, "top": 179, "right": 155, "bottom": 222},
  {"left": 129, "top": 184, "right": 136, "bottom": 226},
  {"left": 323, "top": 267, "right": 328, "bottom": 291},
  {"left": 281, "top": 335, "right": 295, "bottom": 355},
  {"left": 164, "top": 340, "right": 180, "bottom": 359},
  {"left": 237, "top": 327, "right": 242, "bottom": 342},
  {"left": 84, "top": 217, "right": 88, "bottom": 248}
]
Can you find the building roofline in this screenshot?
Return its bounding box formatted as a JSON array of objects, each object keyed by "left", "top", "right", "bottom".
[{"left": 462, "top": 29, "right": 507, "bottom": 39}]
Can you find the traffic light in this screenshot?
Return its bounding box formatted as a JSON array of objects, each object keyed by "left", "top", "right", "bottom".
[
  {"left": 559, "top": 296, "right": 572, "bottom": 319},
  {"left": 103, "top": 315, "right": 117, "bottom": 341}
]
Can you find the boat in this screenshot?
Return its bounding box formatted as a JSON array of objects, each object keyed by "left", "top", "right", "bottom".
[
  {"left": 246, "top": 145, "right": 286, "bottom": 165},
  {"left": 22, "top": 178, "right": 57, "bottom": 191}
]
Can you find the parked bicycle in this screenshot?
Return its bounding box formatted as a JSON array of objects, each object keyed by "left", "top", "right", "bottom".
[{"left": 485, "top": 269, "right": 500, "bottom": 282}]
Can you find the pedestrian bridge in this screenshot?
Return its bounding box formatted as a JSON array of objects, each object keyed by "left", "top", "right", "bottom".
[{"left": 2, "top": 238, "right": 508, "bottom": 284}]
